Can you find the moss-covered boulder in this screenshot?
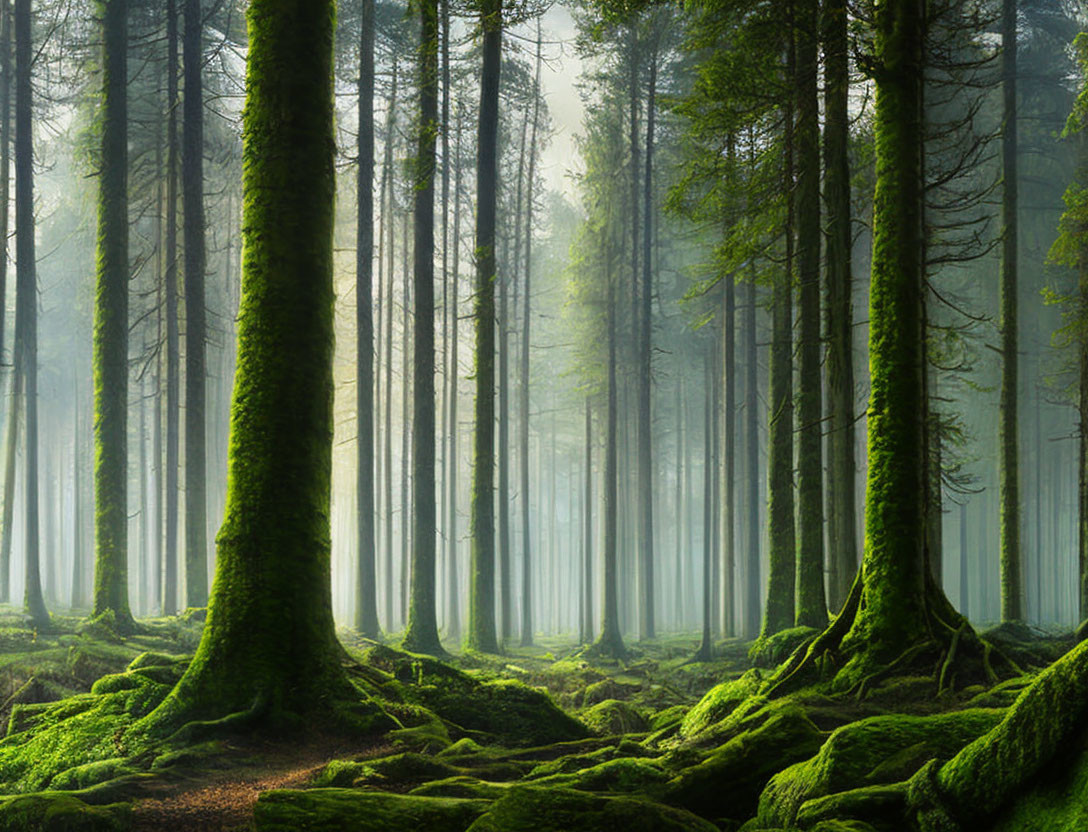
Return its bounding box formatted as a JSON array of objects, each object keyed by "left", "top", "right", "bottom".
[
  {"left": 254, "top": 788, "right": 491, "bottom": 831},
  {"left": 581, "top": 699, "right": 648, "bottom": 736},
  {"left": 465, "top": 786, "right": 718, "bottom": 832},
  {"left": 363, "top": 646, "right": 586, "bottom": 746},
  {"left": 757, "top": 709, "right": 1003, "bottom": 827},
  {"left": 665, "top": 704, "right": 825, "bottom": 823},
  {"left": 0, "top": 793, "right": 129, "bottom": 831},
  {"left": 531, "top": 756, "right": 670, "bottom": 794}
]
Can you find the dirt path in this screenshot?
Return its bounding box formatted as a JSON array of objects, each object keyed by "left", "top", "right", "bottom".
[{"left": 130, "top": 740, "right": 385, "bottom": 832}]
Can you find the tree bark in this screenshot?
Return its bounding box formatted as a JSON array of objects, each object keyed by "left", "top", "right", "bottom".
[
  {"left": 999, "top": 0, "right": 1022, "bottom": 622},
  {"left": 403, "top": 0, "right": 443, "bottom": 655},
  {"left": 467, "top": 0, "right": 501, "bottom": 653},
  {"left": 823, "top": 0, "right": 857, "bottom": 613},
  {"left": 355, "top": 0, "right": 380, "bottom": 640},
  {"left": 183, "top": 0, "right": 207, "bottom": 608},
  {"left": 90, "top": 0, "right": 128, "bottom": 630},
  {"left": 144, "top": 0, "right": 389, "bottom": 732}
]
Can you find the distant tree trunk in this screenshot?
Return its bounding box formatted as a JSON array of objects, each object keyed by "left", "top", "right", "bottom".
[
  {"left": 999, "top": 0, "right": 1022, "bottom": 623},
  {"left": 146, "top": 0, "right": 390, "bottom": 733},
  {"left": 183, "top": 0, "right": 207, "bottom": 608},
  {"left": 519, "top": 29, "right": 543, "bottom": 647},
  {"left": 823, "top": 0, "right": 857, "bottom": 613},
  {"left": 355, "top": 0, "right": 380, "bottom": 640},
  {"left": 1080, "top": 267, "right": 1088, "bottom": 622},
  {"left": 695, "top": 347, "right": 714, "bottom": 662},
  {"left": 763, "top": 73, "right": 796, "bottom": 638},
  {"left": 403, "top": 0, "right": 443, "bottom": 656},
  {"left": 383, "top": 58, "right": 398, "bottom": 631},
  {"left": 400, "top": 216, "right": 410, "bottom": 625},
  {"left": 438, "top": 0, "right": 451, "bottom": 635},
  {"left": 721, "top": 273, "right": 735, "bottom": 636},
  {"left": 467, "top": 0, "right": 501, "bottom": 654},
  {"left": 0, "top": 0, "right": 9, "bottom": 388},
  {"left": 959, "top": 498, "right": 969, "bottom": 615},
  {"left": 90, "top": 0, "right": 129, "bottom": 630},
  {"left": 590, "top": 241, "right": 626, "bottom": 660},
  {"left": 71, "top": 391, "right": 82, "bottom": 608},
  {"left": 794, "top": 0, "right": 826, "bottom": 630},
  {"left": 581, "top": 397, "right": 593, "bottom": 644},
  {"left": 447, "top": 104, "right": 462, "bottom": 641},
  {"left": 499, "top": 109, "right": 527, "bottom": 645},
  {"left": 0, "top": 349, "right": 17, "bottom": 604},
  {"left": 674, "top": 381, "right": 683, "bottom": 630},
  {"left": 744, "top": 275, "right": 760, "bottom": 638},
  {"left": 162, "top": 0, "right": 180, "bottom": 617}
]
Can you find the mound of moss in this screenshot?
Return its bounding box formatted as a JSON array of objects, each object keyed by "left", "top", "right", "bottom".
[
  {"left": 363, "top": 646, "right": 586, "bottom": 746},
  {"left": 254, "top": 788, "right": 490, "bottom": 832},
  {"left": 679, "top": 669, "right": 763, "bottom": 738},
  {"left": 580, "top": 699, "right": 648, "bottom": 736},
  {"left": 466, "top": 785, "right": 718, "bottom": 832},
  {"left": 749, "top": 626, "right": 819, "bottom": 669}
]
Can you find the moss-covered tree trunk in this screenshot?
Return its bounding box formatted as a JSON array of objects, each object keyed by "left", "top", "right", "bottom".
[
  {"left": 794, "top": 0, "right": 826, "bottom": 630},
  {"left": 823, "top": 0, "right": 857, "bottom": 616},
  {"left": 763, "top": 72, "right": 796, "bottom": 638},
  {"left": 402, "top": 0, "right": 443, "bottom": 656},
  {"left": 183, "top": 0, "right": 207, "bottom": 609},
  {"left": 143, "top": 0, "right": 385, "bottom": 731},
  {"left": 91, "top": 0, "right": 131, "bottom": 632},
  {"left": 999, "top": 0, "right": 1022, "bottom": 623},
  {"left": 355, "top": 0, "right": 380, "bottom": 641},
  {"left": 163, "top": 0, "right": 180, "bottom": 617},
  {"left": 467, "top": 0, "right": 501, "bottom": 654}
]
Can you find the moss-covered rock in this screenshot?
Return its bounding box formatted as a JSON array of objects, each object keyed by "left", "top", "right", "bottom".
[
  {"left": 757, "top": 709, "right": 1003, "bottom": 827},
  {"left": 254, "top": 788, "right": 490, "bottom": 831},
  {"left": 580, "top": 699, "right": 648, "bottom": 736},
  {"left": 465, "top": 786, "right": 718, "bottom": 832},
  {"left": 409, "top": 776, "right": 513, "bottom": 800},
  {"left": 0, "top": 793, "right": 129, "bottom": 831},
  {"left": 531, "top": 756, "right": 669, "bottom": 794},
  {"left": 364, "top": 646, "right": 586, "bottom": 746},
  {"left": 665, "top": 704, "right": 825, "bottom": 822}
]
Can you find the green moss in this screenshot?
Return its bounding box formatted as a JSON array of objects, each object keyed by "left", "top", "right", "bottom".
[
  {"left": 409, "top": 776, "right": 512, "bottom": 800},
  {"left": 664, "top": 705, "right": 824, "bottom": 822},
  {"left": 908, "top": 640, "right": 1088, "bottom": 830},
  {"left": 254, "top": 788, "right": 490, "bottom": 832},
  {"left": 989, "top": 744, "right": 1088, "bottom": 832},
  {"left": 647, "top": 704, "right": 686, "bottom": 732},
  {"left": 314, "top": 753, "right": 462, "bottom": 788},
  {"left": 757, "top": 709, "right": 1003, "bottom": 827},
  {"left": 465, "top": 786, "right": 718, "bottom": 832},
  {"left": 530, "top": 756, "right": 669, "bottom": 794},
  {"left": 580, "top": 699, "right": 648, "bottom": 736},
  {"left": 679, "top": 669, "right": 763, "bottom": 738},
  {"left": 795, "top": 783, "right": 907, "bottom": 829},
  {"left": 48, "top": 759, "right": 133, "bottom": 792},
  {"left": 0, "top": 793, "right": 129, "bottom": 831},
  {"left": 363, "top": 646, "right": 586, "bottom": 746},
  {"left": 750, "top": 627, "right": 820, "bottom": 668}
]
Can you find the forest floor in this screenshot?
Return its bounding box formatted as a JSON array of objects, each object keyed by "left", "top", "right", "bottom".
[{"left": 0, "top": 608, "right": 1082, "bottom": 831}]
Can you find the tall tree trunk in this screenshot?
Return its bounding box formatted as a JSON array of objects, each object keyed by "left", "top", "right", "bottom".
[
  {"left": 400, "top": 216, "right": 410, "bottom": 624},
  {"left": 71, "top": 392, "right": 83, "bottom": 609},
  {"left": 823, "top": 0, "right": 857, "bottom": 613},
  {"left": 519, "top": 28, "right": 543, "bottom": 646},
  {"left": 355, "top": 0, "right": 380, "bottom": 640},
  {"left": 90, "top": 0, "right": 128, "bottom": 630},
  {"left": 581, "top": 397, "right": 593, "bottom": 643},
  {"left": 183, "top": 0, "right": 207, "bottom": 608},
  {"left": 721, "top": 274, "right": 735, "bottom": 636},
  {"left": 696, "top": 347, "right": 714, "bottom": 661},
  {"left": 447, "top": 104, "right": 462, "bottom": 641},
  {"left": 403, "top": 0, "right": 443, "bottom": 656},
  {"left": 999, "top": 0, "right": 1022, "bottom": 622},
  {"left": 467, "top": 0, "right": 501, "bottom": 654},
  {"left": 590, "top": 239, "right": 626, "bottom": 660},
  {"left": 744, "top": 274, "right": 760, "bottom": 638},
  {"left": 163, "top": 0, "right": 180, "bottom": 617},
  {"left": 437, "top": 0, "right": 451, "bottom": 635},
  {"left": 0, "top": 0, "right": 10, "bottom": 607},
  {"left": 795, "top": 0, "right": 826, "bottom": 629},
  {"left": 145, "top": 0, "right": 389, "bottom": 733},
  {"left": 1080, "top": 266, "right": 1088, "bottom": 622},
  {"left": 383, "top": 58, "right": 398, "bottom": 631},
  {"left": 763, "top": 64, "right": 796, "bottom": 638}
]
